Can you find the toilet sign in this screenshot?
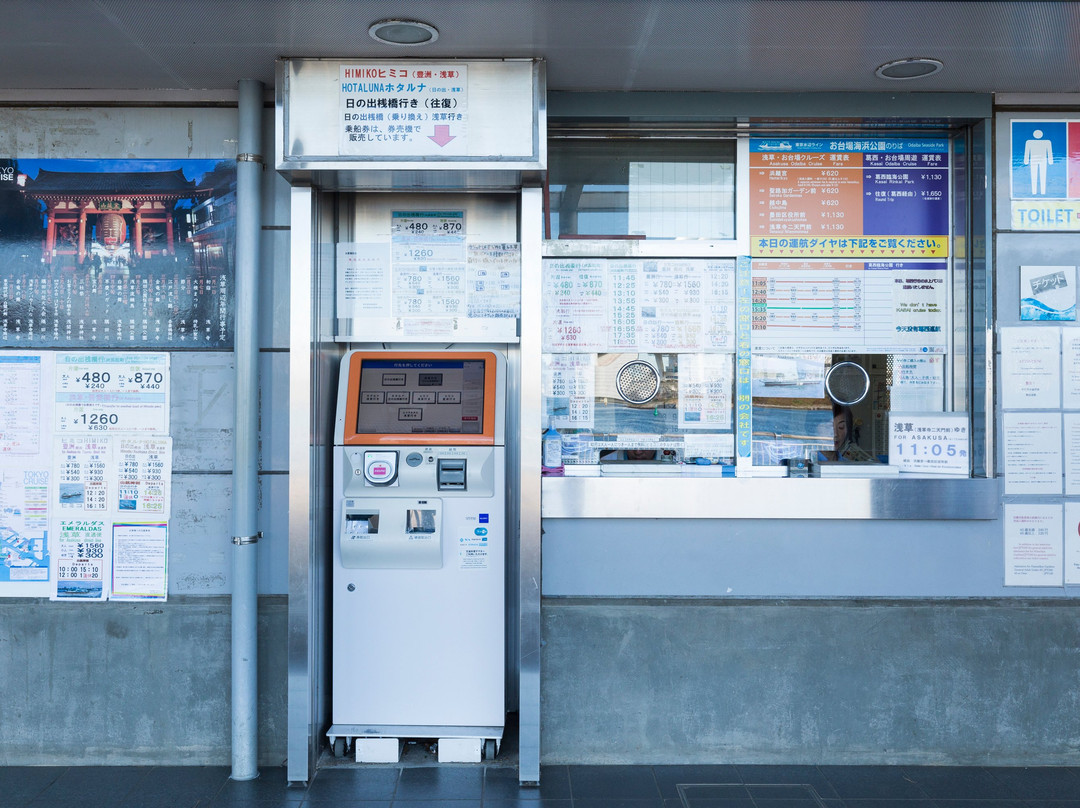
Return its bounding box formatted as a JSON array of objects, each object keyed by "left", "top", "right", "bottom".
[
  {"left": 1011, "top": 120, "right": 1080, "bottom": 230},
  {"left": 339, "top": 64, "right": 468, "bottom": 157}
]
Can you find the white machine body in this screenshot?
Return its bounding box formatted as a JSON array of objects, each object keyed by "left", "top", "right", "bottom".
[{"left": 329, "top": 350, "right": 505, "bottom": 757}]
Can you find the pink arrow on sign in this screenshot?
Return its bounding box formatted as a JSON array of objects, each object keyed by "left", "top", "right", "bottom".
[{"left": 428, "top": 125, "right": 456, "bottom": 147}]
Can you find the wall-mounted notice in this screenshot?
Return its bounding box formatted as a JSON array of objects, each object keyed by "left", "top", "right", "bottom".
[
  {"left": 542, "top": 258, "right": 736, "bottom": 352},
  {"left": 339, "top": 64, "right": 467, "bottom": 157},
  {"left": 1004, "top": 503, "right": 1063, "bottom": 587},
  {"left": 678, "top": 354, "right": 734, "bottom": 430},
  {"left": 1010, "top": 120, "right": 1080, "bottom": 230},
  {"left": 54, "top": 353, "right": 170, "bottom": 434},
  {"left": 750, "top": 138, "right": 949, "bottom": 259},
  {"left": 1064, "top": 413, "right": 1080, "bottom": 496},
  {"left": 0, "top": 158, "right": 235, "bottom": 348},
  {"left": 544, "top": 354, "right": 596, "bottom": 429},
  {"left": 336, "top": 243, "right": 392, "bottom": 320},
  {"left": 0, "top": 467, "right": 49, "bottom": 588},
  {"left": 336, "top": 212, "right": 520, "bottom": 342},
  {"left": 750, "top": 260, "right": 947, "bottom": 353},
  {"left": 1065, "top": 502, "right": 1080, "bottom": 585},
  {"left": 52, "top": 518, "right": 108, "bottom": 600},
  {"left": 467, "top": 243, "right": 521, "bottom": 319},
  {"left": 999, "top": 326, "right": 1061, "bottom": 410},
  {"left": 115, "top": 437, "right": 171, "bottom": 517},
  {"left": 1020, "top": 265, "right": 1076, "bottom": 321},
  {"left": 110, "top": 521, "right": 168, "bottom": 601},
  {"left": 54, "top": 436, "right": 111, "bottom": 513},
  {"left": 0, "top": 354, "right": 42, "bottom": 454},
  {"left": 887, "top": 413, "right": 969, "bottom": 475},
  {"left": 1064, "top": 330, "right": 1080, "bottom": 409},
  {"left": 1003, "top": 412, "right": 1063, "bottom": 495}
]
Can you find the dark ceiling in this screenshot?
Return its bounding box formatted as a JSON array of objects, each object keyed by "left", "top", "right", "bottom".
[{"left": 2, "top": 1, "right": 1079, "bottom": 95}]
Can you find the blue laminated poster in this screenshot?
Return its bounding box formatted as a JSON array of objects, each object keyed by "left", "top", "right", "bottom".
[
  {"left": 0, "top": 158, "right": 236, "bottom": 348},
  {"left": 1020, "top": 265, "right": 1076, "bottom": 321}
]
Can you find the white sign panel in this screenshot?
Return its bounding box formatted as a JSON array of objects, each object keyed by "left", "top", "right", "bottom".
[
  {"left": 1004, "top": 503, "right": 1063, "bottom": 587},
  {"left": 1065, "top": 502, "right": 1080, "bottom": 586},
  {"left": 111, "top": 521, "right": 168, "bottom": 601},
  {"left": 887, "top": 413, "right": 969, "bottom": 474},
  {"left": 0, "top": 353, "right": 43, "bottom": 454},
  {"left": 339, "top": 64, "right": 467, "bottom": 156},
  {"left": 54, "top": 353, "right": 170, "bottom": 434},
  {"left": 999, "top": 326, "right": 1061, "bottom": 410},
  {"left": 1003, "top": 412, "right": 1063, "bottom": 495}
]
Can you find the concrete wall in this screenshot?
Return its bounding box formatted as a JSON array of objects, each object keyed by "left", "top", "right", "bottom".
[
  {"left": 541, "top": 599, "right": 1080, "bottom": 765},
  {"left": 0, "top": 597, "right": 287, "bottom": 765}
]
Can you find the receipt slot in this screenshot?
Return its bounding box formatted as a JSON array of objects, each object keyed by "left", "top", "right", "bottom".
[{"left": 329, "top": 350, "right": 506, "bottom": 762}]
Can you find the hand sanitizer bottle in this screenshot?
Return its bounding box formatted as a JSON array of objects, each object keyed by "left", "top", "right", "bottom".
[{"left": 542, "top": 417, "right": 563, "bottom": 474}]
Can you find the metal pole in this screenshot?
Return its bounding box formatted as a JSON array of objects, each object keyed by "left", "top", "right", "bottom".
[{"left": 231, "top": 78, "right": 264, "bottom": 781}]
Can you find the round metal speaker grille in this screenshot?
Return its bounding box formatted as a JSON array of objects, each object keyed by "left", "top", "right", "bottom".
[
  {"left": 825, "top": 361, "right": 870, "bottom": 406},
  {"left": 616, "top": 360, "right": 661, "bottom": 404}
]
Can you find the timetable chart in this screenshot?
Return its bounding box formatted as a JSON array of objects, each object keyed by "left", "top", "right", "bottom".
[
  {"left": 752, "top": 262, "right": 863, "bottom": 347},
  {"left": 751, "top": 260, "right": 948, "bottom": 354}
]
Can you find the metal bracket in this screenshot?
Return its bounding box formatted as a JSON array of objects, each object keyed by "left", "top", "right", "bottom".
[
  {"left": 232, "top": 531, "right": 263, "bottom": 546},
  {"left": 237, "top": 152, "right": 264, "bottom": 164}
]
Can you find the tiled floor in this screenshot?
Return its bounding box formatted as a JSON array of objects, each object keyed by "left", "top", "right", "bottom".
[{"left": 1, "top": 763, "right": 1080, "bottom": 808}]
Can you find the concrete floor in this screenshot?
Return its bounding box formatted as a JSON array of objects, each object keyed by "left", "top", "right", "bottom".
[{"left": 2, "top": 763, "right": 1080, "bottom": 808}]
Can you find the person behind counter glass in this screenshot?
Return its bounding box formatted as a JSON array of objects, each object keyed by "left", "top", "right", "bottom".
[{"left": 820, "top": 403, "right": 875, "bottom": 462}]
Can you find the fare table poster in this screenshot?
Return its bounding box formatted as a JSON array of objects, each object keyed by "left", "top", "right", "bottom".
[
  {"left": 750, "top": 138, "right": 950, "bottom": 259},
  {"left": 45, "top": 352, "right": 171, "bottom": 601}
]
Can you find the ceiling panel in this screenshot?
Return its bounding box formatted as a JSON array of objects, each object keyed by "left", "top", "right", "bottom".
[{"left": 2, "top": 1, "right": 1078, "bottom": 94}]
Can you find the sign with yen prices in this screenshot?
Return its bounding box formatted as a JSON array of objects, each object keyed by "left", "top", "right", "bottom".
[{"left": 339, "top": 64, "right": 468, "bottom": 157}]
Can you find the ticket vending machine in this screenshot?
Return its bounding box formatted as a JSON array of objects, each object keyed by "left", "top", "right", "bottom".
[{"left": 328, "top": 350, "right": 506, "bottom": 762}]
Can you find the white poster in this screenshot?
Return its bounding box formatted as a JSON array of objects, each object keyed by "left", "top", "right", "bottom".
[
  {"left": 1004, "top": 503, "right": 1063, "bottom": 587},
  {"left": 1064, "top": 501, "right": 1080, "bottom": 585},
  {"left": 54, "top": 352, "right": 170, "bottom": 434},
  {"left": 1062, "top": 329, "right": 1080, "bottom": 408},
  {"left": 115, "top": 437, "right": 172, "bottom": 517},
  {"left": 110, "top": 521, "right": 168, "bottom": 601},
  {"left": 52, "top": 517, "right": 109, "bottom": 600},
  {"left": 544, "top": 354, "right": 596, "bottom": 429},
  {"left": 678, "top": 354, "right": 734, "bottom": 430},
  {"left": 0, "top": 353, "right": 43, "bottom": 454},
  {"left": 1064, "top": 413, "right": 1080, "bottom": 496},
  {"left": 0, "top": 466, "right": 50, "bottom": 591},
  {"left": 336, "top": 242, "right": 391, "bottom": 320},
  {"left": 999, "top": 326, "right": 1061, "bottom": 409},
  {"left": 54, "top": 436, "right": 111, "bottom": 513},
  {"left": 466, "top": 243, "right": 521, "bottom": 319},
  {"left": 1003, "top": 412, "right": 1063, "bottom": 495}
]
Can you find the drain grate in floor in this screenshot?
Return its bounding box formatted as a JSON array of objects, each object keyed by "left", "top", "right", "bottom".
[{"left": 678, "top": 782, "right": 827, "bottom": 807}]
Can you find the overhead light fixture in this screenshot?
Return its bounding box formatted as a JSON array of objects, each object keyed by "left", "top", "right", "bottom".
[
  {"left": 369, "top": 19, "right": 439, "bottom": 46},
  {"left": 875, "top": 57, "right": 943, "bottom": 80}
]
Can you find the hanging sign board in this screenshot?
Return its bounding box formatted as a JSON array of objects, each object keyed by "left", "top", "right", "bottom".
[{"left": 277, "top": 58, "right": 544, "bottom": 180}]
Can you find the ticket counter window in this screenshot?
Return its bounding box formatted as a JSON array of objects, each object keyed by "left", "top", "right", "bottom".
[{"left": 542, "top": 125, "right": 984, "bottom": 479}]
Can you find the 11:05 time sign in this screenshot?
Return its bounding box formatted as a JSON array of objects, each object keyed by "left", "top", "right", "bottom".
[{"left": 888, "top": 413, "right": 969, "bottom": 475}]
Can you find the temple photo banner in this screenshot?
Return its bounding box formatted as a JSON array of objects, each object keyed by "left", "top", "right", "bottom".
[{"left": 0, "top": 158, "right": 236, "bottom": 349}]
